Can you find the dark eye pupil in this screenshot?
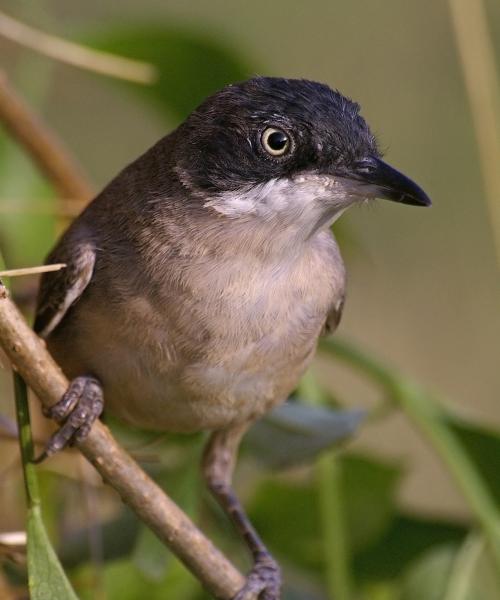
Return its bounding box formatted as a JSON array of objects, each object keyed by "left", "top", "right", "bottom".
[{"left": 268, "top": 131, "right": 288, "bottom": 150}]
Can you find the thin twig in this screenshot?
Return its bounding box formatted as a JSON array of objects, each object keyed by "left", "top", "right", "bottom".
[
  {"left": 0, "top": 200, "right": 82, "bottom": 217},
  {"left": 0, "top": 264, "right": 66, "bottom": 278},
  {"left": 447, "top": 0, "right": 500, "bottom": 270},
  {"left": 0, "top": 71, "right": 93, "bottom": 204},
  {"left": 0, "top": 283, "right": 245, "bottom": 599},
  {"left": 0, "top": 10, "right": 157, "bottom": 85}
]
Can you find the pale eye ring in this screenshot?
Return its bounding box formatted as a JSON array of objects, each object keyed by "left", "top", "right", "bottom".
[{"left": 261, "top": 127, "right": 290, "bottom": 156}]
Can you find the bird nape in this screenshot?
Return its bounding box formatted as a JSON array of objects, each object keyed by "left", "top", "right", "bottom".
[{"left": 34, "top": 76, "right": 430, "bottom": 600}]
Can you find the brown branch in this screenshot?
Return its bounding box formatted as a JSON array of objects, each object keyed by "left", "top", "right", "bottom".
[
  {"left": 0, "top": 283, "right": 245, "bottom": 599},
  {"left": 0, "top": 71, "right": 93, "bottom": 205}
]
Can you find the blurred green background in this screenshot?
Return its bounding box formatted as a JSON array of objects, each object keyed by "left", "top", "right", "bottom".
[{"left": 0, "top": 1, "right": 499, "bottom": 599}]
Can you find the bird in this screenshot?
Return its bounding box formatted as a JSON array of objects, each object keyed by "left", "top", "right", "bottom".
[{"left": 34, "top": 76, "right": 430, "bottom": 600}]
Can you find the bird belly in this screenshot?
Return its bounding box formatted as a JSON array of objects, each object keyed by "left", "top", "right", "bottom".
[
  {"left": 98, "top": 316, "right": 321, "bottom": 433},
  {"left": 52, "top": 287, "right": 328, "bottom": 432}
]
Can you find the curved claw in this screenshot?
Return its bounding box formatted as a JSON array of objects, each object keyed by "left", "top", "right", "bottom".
[{"left": 34, "top": 375, "right": 103, "bottom": 462}]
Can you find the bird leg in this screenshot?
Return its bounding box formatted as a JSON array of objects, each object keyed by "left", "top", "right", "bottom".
[
  {"left": 34, "top": 375, "right": 103, "bottom": 463},
  {"left": 202, "top": 424, "right": 281, "bottom": 600}
]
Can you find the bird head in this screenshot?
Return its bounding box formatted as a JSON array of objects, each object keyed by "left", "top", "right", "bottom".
[{"left": 173, "top": 77, "right": 430, "bottom": 234}]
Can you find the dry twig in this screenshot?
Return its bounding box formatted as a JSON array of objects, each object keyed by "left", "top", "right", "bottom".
[
  {"left": 0, "top": 283, "right": 245, "bottom": 599},
  {"left": 0, "top": 264, "right": 66, "bottom": 278},
  {"left": 0, "top": 10, "right": 157, "bottom": 85},
  {"left": 0, "top": 71, "right": 93, "bottom": 205}
]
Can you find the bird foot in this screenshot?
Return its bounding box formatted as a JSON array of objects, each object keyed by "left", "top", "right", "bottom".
[
  {"left": 34, "top": 375, "right": 103, "bottom": 462},
  {"left": 234, "top": 555, "right": 281, "bottom": 600}
]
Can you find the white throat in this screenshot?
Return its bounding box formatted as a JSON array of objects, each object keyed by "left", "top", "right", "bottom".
[{"left": 204, "top": 173, "right": 362, "bottom": 239}]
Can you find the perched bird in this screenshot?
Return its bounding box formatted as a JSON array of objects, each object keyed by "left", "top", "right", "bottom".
[{"left": 35, "top": 77, "right": 430, "bottom": 599}]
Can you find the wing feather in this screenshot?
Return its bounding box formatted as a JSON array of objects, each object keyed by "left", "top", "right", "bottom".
[{"left": 34, "top": 242, "right": 95, "bottom": 338}]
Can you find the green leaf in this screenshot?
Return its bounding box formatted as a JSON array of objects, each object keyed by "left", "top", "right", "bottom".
[
  {"left": 354, "top": 514, "right": 467, "bottom": 581},
  {"left": 443, "top": 533, "right": 500, "bottom": 600},
  {"left": 245, "top": 402, "right": 364, "bottom": 469},
  {"left": 400, "top": 536, "right": 500, "bottom": 600},
  {"left": 450, "top": 418, "right": 500, "bottom": 504},
  {"left": 13, "top": 374, "right": 77, "bottom": 599},
  {"left": 248, "top": 451, "right": 471, "bottom": 586},
  {"left": 13, "top": 374, "right": 78, "bottom": 599},
  {"left": 400, "top": 544, "right": 457, "bottom": 600},
  {"left": 86, "top": 25, "right": 253, "bottom": 120},
  {"left": 27, "top": 506, "right": 78, "bottom": 600},
  {"left": 248, "top": 477, "right": 321, "bottom": 571},
  {"left": 343, "top": 455, "right": 402, "bottom": 553},
  {"left": 248, "top": 453, "right": 402, "bottom": 573},
  {"left": 78, "top": 557, "right": 199, "bottom": 600}
]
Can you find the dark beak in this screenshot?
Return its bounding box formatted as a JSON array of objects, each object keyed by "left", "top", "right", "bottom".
[{"left": 350, "top": 156, "right": 431, "bottom": 207}]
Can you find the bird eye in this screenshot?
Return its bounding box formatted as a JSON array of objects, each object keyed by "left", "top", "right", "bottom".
[{"left": 261, "top": 127, "right": 290, "bottom": 157}]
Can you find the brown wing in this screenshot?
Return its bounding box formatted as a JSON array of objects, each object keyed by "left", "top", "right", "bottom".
[
  {"left": 321, "top": 293, "right": 345, "bottom": 336},
  {"left": 34, "top": 242, "right": 95, "bottom": 339}
]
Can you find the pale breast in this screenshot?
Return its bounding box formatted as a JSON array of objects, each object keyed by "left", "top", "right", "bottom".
[{"left": 52, "top": 231, "right": 344, "bottom": 433}]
